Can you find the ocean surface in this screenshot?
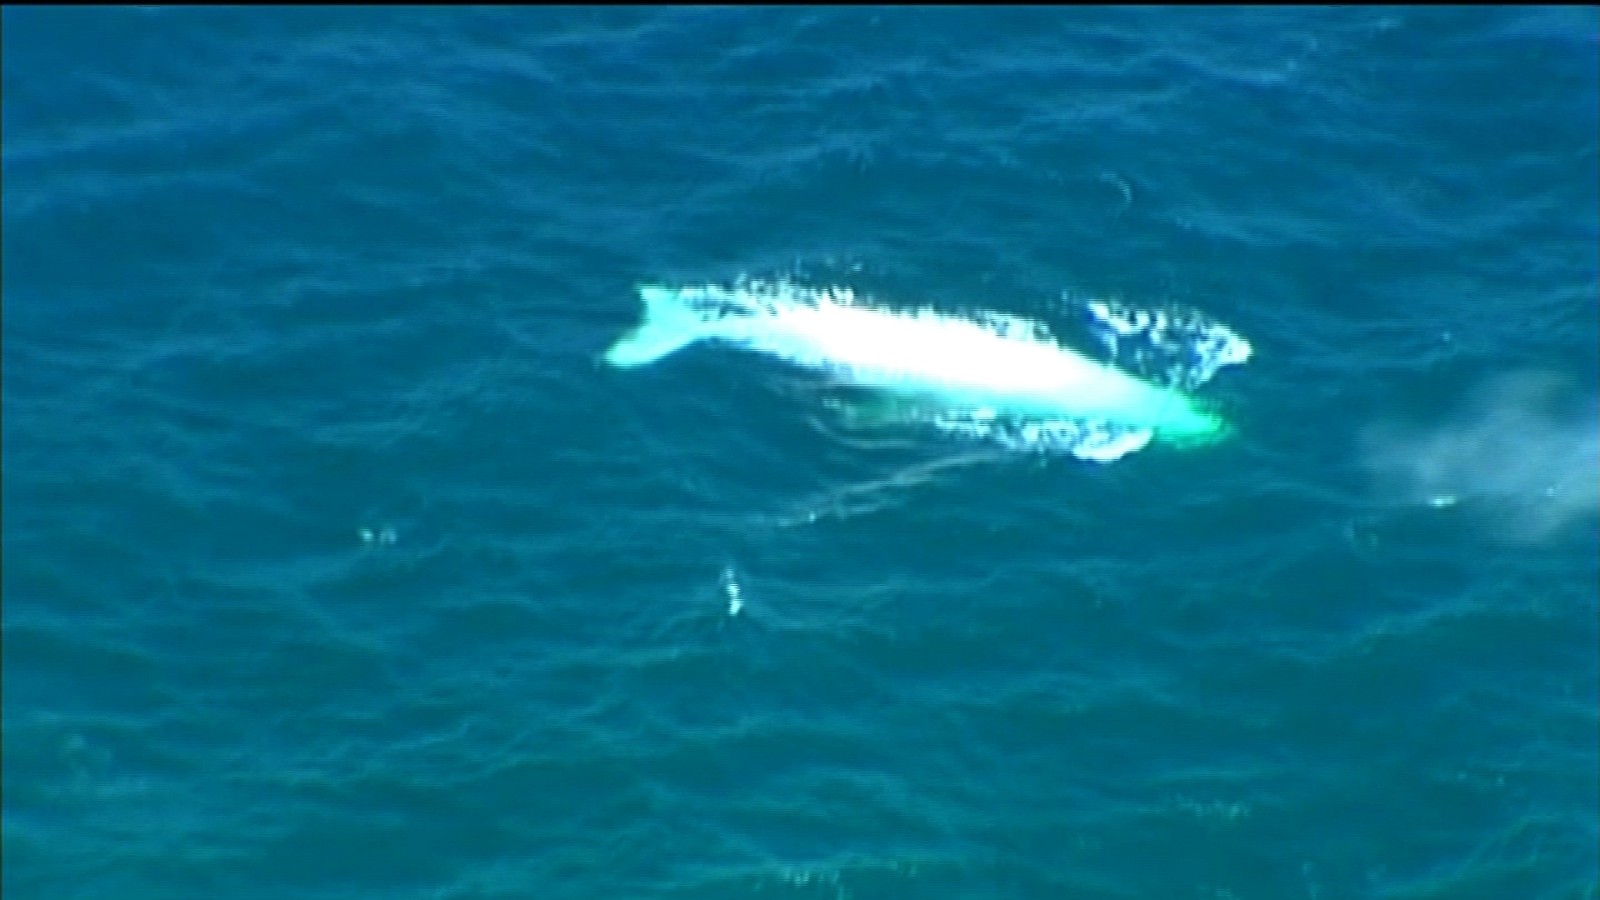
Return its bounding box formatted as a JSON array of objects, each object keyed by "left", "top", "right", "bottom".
[{"left": 3, "top": 6, "right": 1598, "bottom": 899}]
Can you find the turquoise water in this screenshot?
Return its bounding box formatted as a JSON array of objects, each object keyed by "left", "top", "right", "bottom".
[{"left": 3, "top": 7, "right": 1597, "bottom": 898}]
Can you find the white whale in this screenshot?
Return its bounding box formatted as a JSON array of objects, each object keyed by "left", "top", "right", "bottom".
[{"left": 605, "top": 283, "right": 1231, "bottom": 447}]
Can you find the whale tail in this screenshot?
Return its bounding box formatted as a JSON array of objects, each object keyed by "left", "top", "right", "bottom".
[{"left": 604, "top": 286, "right": 711, "bottom": 368}]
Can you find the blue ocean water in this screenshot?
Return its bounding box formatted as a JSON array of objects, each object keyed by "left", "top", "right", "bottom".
[{"left": 3, "top": 6, "right": 1597, "bottom": 898}]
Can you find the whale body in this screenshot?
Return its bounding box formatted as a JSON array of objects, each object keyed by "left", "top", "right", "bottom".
[{"left": 604, "top": 283, "right": 1229, "bottom": 446}]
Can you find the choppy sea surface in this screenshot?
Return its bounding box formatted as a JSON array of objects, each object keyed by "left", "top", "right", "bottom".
[{"left": 3, "top": 7, "right": 1597, "bottom": 899}]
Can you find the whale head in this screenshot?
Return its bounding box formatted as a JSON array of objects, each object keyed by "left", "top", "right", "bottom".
[{"left": 1155, "top": 399, "right": 1233, "bottom": 448}]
